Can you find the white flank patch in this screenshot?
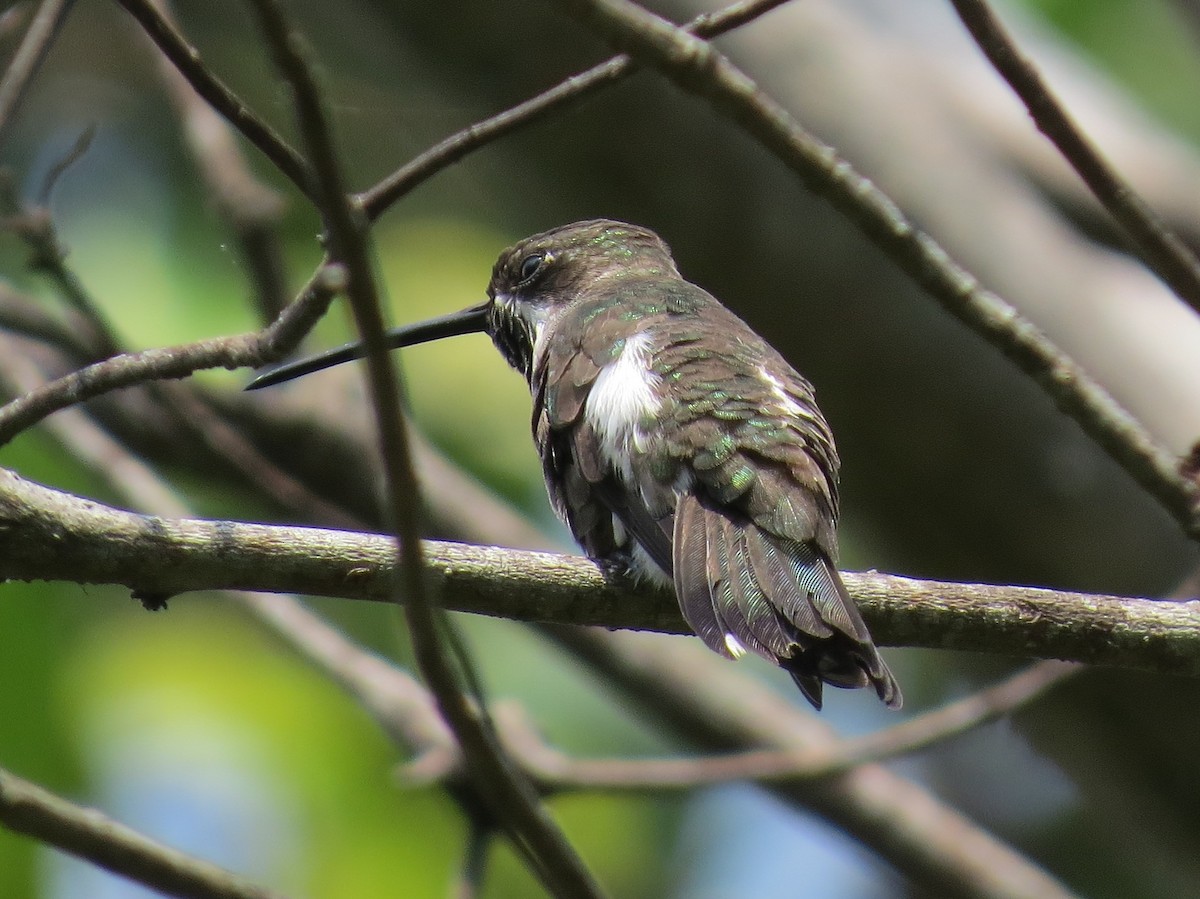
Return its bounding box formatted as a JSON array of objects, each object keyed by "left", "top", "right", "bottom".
[
  {"left": 585, "top": 331, "right": 660, "bottom": 483},
  {"left": 759, "top": 364, "right": 815, "bottom": 421},
  {"left": 628, "top": 540, "right": 672, "bottom": 587}
]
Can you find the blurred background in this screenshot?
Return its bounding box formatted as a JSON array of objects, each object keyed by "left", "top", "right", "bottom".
[{"left": 2, "top": 0, "right": 1200, "bottom": 895}]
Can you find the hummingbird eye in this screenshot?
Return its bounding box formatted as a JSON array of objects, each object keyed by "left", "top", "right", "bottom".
[{"left": 518, "top": 253, "right": 545, "bottom": 284}]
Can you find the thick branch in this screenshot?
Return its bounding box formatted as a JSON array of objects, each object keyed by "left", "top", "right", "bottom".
[{"left": 0, "top": 467, "right": 1196, "bottom": 675}]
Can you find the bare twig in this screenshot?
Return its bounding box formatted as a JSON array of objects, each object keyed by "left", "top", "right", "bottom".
[
  {"left": 244, "top": 2, "right": 603, "bottom": 895},
  {"left": 0, "top": 766, "right": 284, "bottom": 899},
  {"left": 548, "top": 627, "right": 1080, "bottom": 899},
  {"left": 359, "top": 0, "right": 792, "bottom": 218},
  {"left": 0, "top": 0, "right": 73, "bottom": 150},
  {"left": 548, "top": 0, "right": 1200, "bottom": 543},
  {"left": 157, "top": 383, "right": 365, "bottom": 529},
  {"left": 144, "top": 0, "right": 289, "bottom": 321},
  {"left": 494, "top": 660, "right": 1077, "bottom": 791},
  {"left": 948, "top": 0, "right": 1200, "bottom": 314},
  {"left": 0, "top": 284, "right": 98, "bottom": 360},
  {"left": 0, "top": 263, "right": 343, "bottom": 447},
  {"left": 111, "top": 0, "right": 312, "bottom": 200},
  {"left": 0, "top": 153, "right": 123, "bottom": 356}
]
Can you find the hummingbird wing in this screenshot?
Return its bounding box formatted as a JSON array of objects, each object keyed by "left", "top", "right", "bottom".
[
  {"left": 531, "top": 282, "right": 899, "bottom": 709},
  {"left": 655, "top": 304, "right": 902, "bottom": 710},
  {"left": 532, "top": 321, "right": 676, "bottom": 579}
]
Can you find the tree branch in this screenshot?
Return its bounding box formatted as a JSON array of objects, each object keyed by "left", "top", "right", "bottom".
[
  {"left": 112, "top": 0, "right": 313, "bottom": 200},
  {"left": 0, "top": 0, "right": 73, "bottom": 149},
  {"left": 145, "top": 0, "right": 289, "bottom": 322},
  {"left": 358, "top": 0, "right": 793, "bottom": 218},
  {"left": 547, "top": 0, "right": 1200, "bottom": 542},
  {"left": 425, "top": 660, "right": 1079, "bottom": 791},
  {"left": 0, "top": 466, "right": 1196, "bottom": 675},
  {"left": 245, "top": 2, "right": 602, "bottom": 896},
  {"left": 547, "top": 627, "right": 1080, "bottom": 899},
  {"left": 0, "top": 263, "right": 343, "bottom": 447},
  {"left": 0, "top": 766, "right": 284, "bottom": 899},
  {"left": 948, "top": 0, "right": 1200, "bottom": 315}
]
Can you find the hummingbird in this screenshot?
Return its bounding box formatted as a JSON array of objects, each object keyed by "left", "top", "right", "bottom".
[{"left": 248, "top": 220, "right": 901, "bottom": 710}]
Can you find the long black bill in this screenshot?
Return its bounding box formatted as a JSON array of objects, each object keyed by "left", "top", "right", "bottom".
[{"left": 245, "top": 301, "right": 491, "bottom": 391}]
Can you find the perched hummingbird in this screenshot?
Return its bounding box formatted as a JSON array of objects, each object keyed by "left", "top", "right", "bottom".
[{"left": 249, "top": 220, "right": 900, "bottom": 710}]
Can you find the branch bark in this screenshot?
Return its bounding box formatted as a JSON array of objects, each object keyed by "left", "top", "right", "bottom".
[{"left": 1, "top": 467, "right": 1196, "bottom": 675}]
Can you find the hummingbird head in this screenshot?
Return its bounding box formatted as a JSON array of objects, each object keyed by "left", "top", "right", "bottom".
[
  {"left": 244, "top": 219, "right": 678, "bottom": 391},
  {"left": 486, "top": 219, "right": 680, "bottom": 380}
]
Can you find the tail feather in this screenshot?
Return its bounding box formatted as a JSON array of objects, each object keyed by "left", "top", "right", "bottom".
[{"left": 671, "top": 493, "right": 902, "bottom": 710}]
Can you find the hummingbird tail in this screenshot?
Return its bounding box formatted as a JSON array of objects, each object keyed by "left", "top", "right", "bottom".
[
  {"left": 672, "top": 493, "right": 902, "bottom": 711},
  {"left": 776, "top": 554, "right": 903, "bottom": 710}
]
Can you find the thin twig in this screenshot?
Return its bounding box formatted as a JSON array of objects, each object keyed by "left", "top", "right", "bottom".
[
  {"left": 0, "top": 0, "right": 73, "bottom": 150},
  {"left": 0, "top": 767, "right": 284, "bottom": 899},
  {"left": 0, "top": 284, "right": 98, "bottom": 360},
  {"left": 111, "top": 0, "right": 313, "bottom": 200},
  {"left": 0, "top": 263, "right": 343, "bottom": 447},
  {"left": 948, "top": 0, "right": 1200, "bottom": 315},
  {"left": 244, "top": 2, "right": 603, "bottom": 895},
  {"left": 359, "top": 0, "right": 792, "bottom": 218},
  {"left": 1, "top": 197, "right": 121, "bottom": 357},
  {"left": 497, "top": 660, "right": 1077, "bottom": 791},
  {"left": 157, "top": 382, "right": 366, "bottom": 529},
  {"left": 547, "top": 627, "right": 1081, "bottom": 899},
  {"left": 144, "top": 0, "right": 289, "bottom": 321},
  {"left": 548, "top": 0, "right": 1200, "bottom": 543}
]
